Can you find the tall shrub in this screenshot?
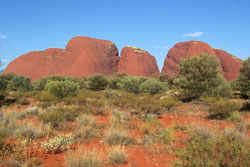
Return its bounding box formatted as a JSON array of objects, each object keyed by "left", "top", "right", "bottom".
[{"left": 174, "top": 54, "right": 222, "bottom": 100}]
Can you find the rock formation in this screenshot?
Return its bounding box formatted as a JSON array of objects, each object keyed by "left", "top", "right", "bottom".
[
  {"left": 161, "top": 41, "right": 242, "bottom": 81},
  {"left": 213, "top": 48, "right": 242, "bottom": 81},
  {"left": 4, "top": 36, "right": 120, "bottom": 81},
  {"left": 5, "top": 38, "right": 243, "bottom": 81},
  {"left": 118, "top": 46, "right": 159, "bottom": 76}
]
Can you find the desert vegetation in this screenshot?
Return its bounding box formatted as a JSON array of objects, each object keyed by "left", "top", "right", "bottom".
[{"left": 0, "top": 54, "right": 250, "bottom": 167}]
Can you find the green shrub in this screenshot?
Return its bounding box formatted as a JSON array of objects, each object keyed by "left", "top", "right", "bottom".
[
  {"left": 0, "top": 77, "right": 8, "bottom": 90},
  {"left": 158, "top": 73, "right": 169, "bottom": 82},
  {"left": 46, "top": 75, "right": 77, "bottom": 82},
  {"left": 38, "top": 110, "right": 66, "bottom": 127},
  {"left": 234, "top": 57, "right": 250, "bottom": 98},
  {"left": 41, "top": 133, "right": 74, "bottom": 154},
  {"left": 38, "top": 108, "right": 81, "bottom": 127},
  {"left": 87, "top": 74, "right": 108, "bottom": 91},
  {"left": 113, "top": 72, "right": 128, "bottom": 78},
  {"left": 158, "top": 96, "right": 180, "bottom": 109},
  {"left": 117, "top": 76, "right": 142, "bottom": 94},
  {"left": 32, "top": 78, "right": 47, "bottom": 90},
  {"left": 209, "top": 100, "right": 242, "bottom": 119},
  {"left": 210, "top": 79, "right": 232, "bottom": 97},
  {"left": 0, "top": 91, "right": 7, "bottom": 105},
  {"left": 33, "top": 90, "right": 59, "bottom": 102},
  {"left": 140, "top": 78, "right": 168, "bottom": 95},
  {"left": 0, "top": 72, "right": 16, "bottom": 90},
  {"left": 108, "top": 76, "right": 122, "bottom": 89},
  {"left": 175, "top": 126, "right": 250, "bottom": 167},
  {"left": 45, "top": 80, "right": 80, "bottom": 98},
  {"left": 174, "top": 54, "right": 222, "bottom": 100},
  {"left": 7, "top": 76, "right": 32, "bottom": 91},
  {"left": 136, "top": 95, "right": 163, "bottom": 116},
  {"left": 75, "top": 77, "right": 87, "bottom": 89},
  {"left": 226, "top": 111, "right": 243, "bottom": 122}
]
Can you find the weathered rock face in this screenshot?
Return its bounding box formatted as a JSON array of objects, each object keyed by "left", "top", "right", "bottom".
[
  {"left": 214, "top": 48, "right": 243, "bottom": 81},
  {"left": 4, "top": 36, "right": 120, "bottom": 81},
  {"left": 161, "top": 41, "right": 242, "bottom": 81},
  {"left": 118, "top": 46, "right": 159, "bottom": 76}
]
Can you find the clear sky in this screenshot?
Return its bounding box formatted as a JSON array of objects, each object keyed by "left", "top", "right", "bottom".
[{"left": 0, "top": 0, "right": 250, "bottom": 71}]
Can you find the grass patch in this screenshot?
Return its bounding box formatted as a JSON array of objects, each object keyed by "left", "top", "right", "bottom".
[
  {"left": 175, "top": 126, "right": 250, "bottom": 167},
  {"left": 208, "top": 100, "right": 242, "bottom": 120},
  {"left": 14, "top": 122, "right": 44, "bottom": 139},
  {"left": 65, "top": 147, "right": 106, "bottom": 167},
  {"left": 105, "top": 128, "right": 133, "bottom": 146},
  {"left": 108, "top": 145, "right": 128, "bottom": 165}
]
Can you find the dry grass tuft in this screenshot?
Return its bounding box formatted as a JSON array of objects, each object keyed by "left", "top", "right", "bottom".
[
  {"left": 108, "top": 145, "right": 128, "bottom": 165},
  {"left": 65, "top": 147, "right": 106, "bottom": 167}
]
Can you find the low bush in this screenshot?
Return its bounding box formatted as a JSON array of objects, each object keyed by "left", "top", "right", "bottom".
[
  {"left": 226, "top": 111, "right": 243, "bottom": 122},
  {"left": 65, "top": 147, "right": 106, "bottom": 167},
  {"left": 108, "top": 76, "right": 122, "bottom": 89},
  {"left": 175, "top": 126, "right": 250, "bottom": 167},
  {"left": 209, "top": 100, "right": 242, "bottom": 119},
  {"left": 110, "top": 92, "right": 137, "bottom": 109},
  {"left": 38, "top": 110, "right": 66, "bottom": 127},
  {"left": 86, "top": 98, "right": 105, "bottom": 108},
  {"left": 0, "top": 128, "right": 9, "bottom": 149},
  {"left": 108, "top": 145, "right": 128, "bottom": 165},
  {"left": 14, "top": 122, "right": 44, "bottom": 139},
  {"left": 117, "top": 76, "right": 142, "bottom": 94},
  {"left": 141, "top": 118, "right": 162, "bottom": 135},
  {"left": 210, "top": 79, "right": 232, "bottom": 98},
  {"left": 158, "top": 127, "right": 175, "bottom": 144},
  {"left": 140, "top": 78, "right": 168, "bottom": 95},
  {"left": 7, "top": 76, "right": 32, "bottom": 91},
  {"left": 37, "top": 102, "right": 54, "bottom": 109},
  {"left": 75, "top": 126, "right": 100, "bottom": 142},
  {"left": 158, "top": 96, "right": 180, "bottom": 109},
  {"left": 105, "top": 128, "right": 133, "bottom": 146},
  {"left": 38, "top": 108, "right": 81, "bottom": 127},
  {"left": 0, "top": 91, "right": 7, "bottom": 106},
  {"left": 41, "top": 133, "right": 74, "bottom": 154},
  {"left": 45, "top": 80, "right": 80, "bottom": 98},
  {"left": 87, "top": 74, "right": 108, "bottom": 91},
  {"left": 136, "top": 95, "right": 163, "bottom": 116},
  {"left": 76, "top": 114, "right": 97, "bottom": 127},
  {"left": 32, "top": 78, "right": 47, "bottom": 90},
  {"left": 110, "top": 110, "right": 131, "bottom": 126},
  {"left": 33, "top": 90, "right": 59, "bottom": 102}
]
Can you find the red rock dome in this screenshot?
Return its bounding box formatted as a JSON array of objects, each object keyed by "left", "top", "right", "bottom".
[
  {"left": 4, "top": 36, "right": 120, "bottom": 81},
  {"left": 161, "top": 41, "right": 242, "bottom": 81},
  {"left": 118, "top": 46, "right": 159, "bottom": 76}
]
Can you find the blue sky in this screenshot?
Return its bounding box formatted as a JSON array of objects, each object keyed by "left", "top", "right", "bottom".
[{"left": 0, "top": 0, "right": 250, "bottom": 71}]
